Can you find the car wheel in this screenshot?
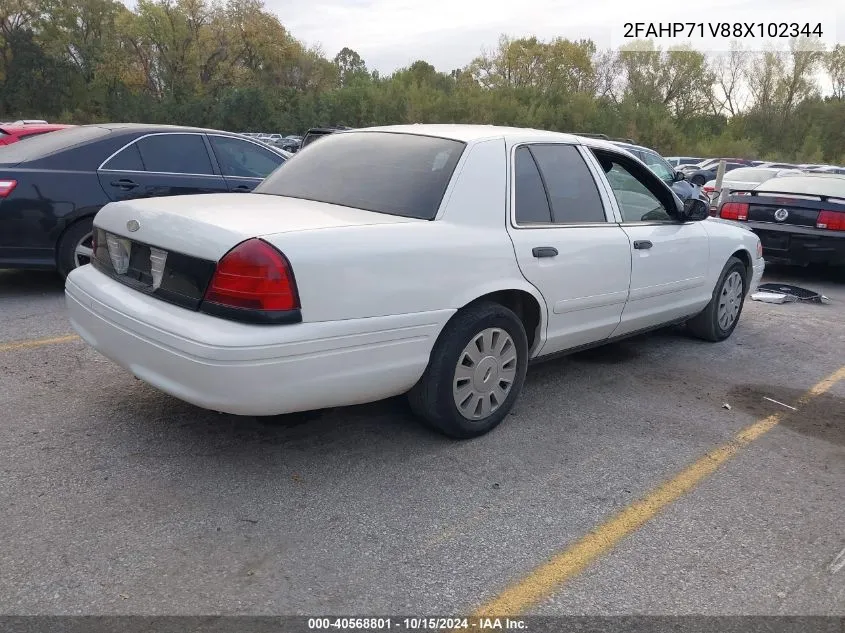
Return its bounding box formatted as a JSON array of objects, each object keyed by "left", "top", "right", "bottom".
[
  {"left": 691, "top": 175, "right": 706, "bottom": 186},
  {"left": 687, "top": 256, "right": 747, "bottom": 342},
  {"left": 57, "top": 217, "right": 95, "bottom": 279},
  {"left": 407, "top": 301, "right": 529, "bottom": 439}
]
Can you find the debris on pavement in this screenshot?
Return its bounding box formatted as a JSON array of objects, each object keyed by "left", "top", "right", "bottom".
[
  {"left": 763, "top": 396, "right": 797, "bottom": 411},
  {"left": 751, "top": 291, "right": 792, "bottom": 304},
  {"left": 722, "top": 403, "right": 732, "bottom": 410},
  {"left": 752, "top": 283, "right": 831, "bottom": 305}
]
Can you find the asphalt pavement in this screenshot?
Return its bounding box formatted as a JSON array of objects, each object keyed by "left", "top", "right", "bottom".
[{"left": 0, "top": 264, "right": 843, "bottom": 617}]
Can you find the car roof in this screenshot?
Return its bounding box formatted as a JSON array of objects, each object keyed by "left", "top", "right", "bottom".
[
  {"left": 609, "top": 140, "right": 654, "bottom": 153},
  {"left": 89, "top": 122, "right": 240, "bottom": 135},
  {"left": 354, "top": 124, "right": 582, "bottom": 144}
]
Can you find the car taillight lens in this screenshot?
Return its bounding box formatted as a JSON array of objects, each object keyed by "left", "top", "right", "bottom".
[
  {"left": 720, "top": 202, "right": 749, "bottom": 221},
  {"left": 702, "top": 186, "right": 715, "bottom": 194},
  {"left": 816, "top": 210, "right": 845, "bottom": 231},
  {"left": 0, "top": 179, "right": 17, "bottom": 198},
  {"left": 202, "top": 238, "right": 300, "bottom": 323}
]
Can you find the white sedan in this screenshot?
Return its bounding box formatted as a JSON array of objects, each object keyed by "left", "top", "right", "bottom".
[{"left": 65, "top": 125, "right": 765, "bottom": 438}]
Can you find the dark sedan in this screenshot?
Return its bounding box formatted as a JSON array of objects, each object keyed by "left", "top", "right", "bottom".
[
  {"left": 717, "top": 174, "right": 845, "bottom": 266},
  {"left": 0, "top": 124, "right": 289, "bottom": 276},
  {"left": 682, "top": 159, "right": 751, "bottom": 185}
]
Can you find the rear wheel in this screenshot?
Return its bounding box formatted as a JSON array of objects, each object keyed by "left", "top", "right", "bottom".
[
  {"left": 408, "top": 301, "right": 529, "bottom": 439},
  {"left": 691, "top": 175, "right": 706, "bottom": 186},
  {"left": 57, "top": 218, "right": 94, "bottom": 279},
  {"left": 687, "top": 256, "right": 747, "bottom": 341}
]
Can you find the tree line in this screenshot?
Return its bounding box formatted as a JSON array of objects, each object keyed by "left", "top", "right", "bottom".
[{"left": 1, "top": 0, "right": 844, "bottom": 162}]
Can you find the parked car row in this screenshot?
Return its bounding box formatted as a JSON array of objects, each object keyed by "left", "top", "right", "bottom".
[
  {"left": 240, "top": 132, "right": 303, "bottom": 152},
  {"left": 668, "top": 156, "right": 845, "bottom": 185}
]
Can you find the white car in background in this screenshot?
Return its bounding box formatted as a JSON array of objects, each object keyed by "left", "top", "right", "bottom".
[
  {"left": 704, "top": 167, "right": 803, "bottom": 210},
  {"left": 65, "top": 125, "right": 764, "bottom": 439}
]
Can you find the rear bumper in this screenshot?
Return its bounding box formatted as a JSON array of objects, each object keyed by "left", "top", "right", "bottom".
[
  {"left": 750, "top": 258, "right": 765, "bottom": 294},
  {"left": 748, "top": 223, "right": 845, "bottom": 266},
  {"left": 66, "top": 265, "right": 450, "bottom": 416}
]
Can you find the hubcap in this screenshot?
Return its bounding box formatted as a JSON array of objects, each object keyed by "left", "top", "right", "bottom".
[
  {"left": 452, "top": 327, "right": 518, "bottom": 421},
  {"left": 717, "top": 271, "right": 744, "bottom": 330},
  {"left": 74, "top": 232, "right": 94, "bottom": 268}
]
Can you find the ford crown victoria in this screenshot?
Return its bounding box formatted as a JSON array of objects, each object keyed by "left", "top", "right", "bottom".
[{"left": 66, "top": 125, "right": 765, "bottom": 438}]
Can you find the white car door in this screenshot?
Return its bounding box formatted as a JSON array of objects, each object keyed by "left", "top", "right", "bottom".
[
  {"left": 505, "top": 143, "right": 632, "bottom": 356},
  {"left": 585, "top": 147, "right": 711, "bottom": 336}
]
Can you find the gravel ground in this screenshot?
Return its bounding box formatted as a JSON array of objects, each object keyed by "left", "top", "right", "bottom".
[{"left": 0, "top": 264, "right": 843, "bottom": 616}]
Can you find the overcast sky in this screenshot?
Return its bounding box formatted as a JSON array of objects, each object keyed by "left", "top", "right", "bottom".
[{"left": 269, "top": 0, "right": 843, "bottom": 74}]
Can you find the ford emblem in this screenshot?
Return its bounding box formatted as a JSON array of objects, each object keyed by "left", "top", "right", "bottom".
[
  {"left": 773, "top": 208, "right": 789, "bottom": 222},
  {"left": 126, "top": 219, "right": 140, "bottom": 232}
]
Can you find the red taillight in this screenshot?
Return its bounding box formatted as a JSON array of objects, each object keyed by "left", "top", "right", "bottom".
[
  {"left": 0, "top": 179, "right": 17, "bottom": 198},
  {"left": 203, "top": 238, "right": 300, "bottom": 314},
  {"left": 816, "top": 210, "right": 845, "bottom": 231},
  {"left": 702, "top": 185, "right": 715, "bottom": 194},
  {"left": 720, "top": 202, "right": 749, "bottom": 221}
]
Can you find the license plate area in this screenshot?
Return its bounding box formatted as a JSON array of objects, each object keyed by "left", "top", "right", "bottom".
[
  {"left": 104, "top": 232, "right": 168, "bottom": 290},
  {"left": 92, "top": 227, "right": 217, "bottom": 311},
  {"left": 760, "top": 232, "right": 790, "bottom": 251}
]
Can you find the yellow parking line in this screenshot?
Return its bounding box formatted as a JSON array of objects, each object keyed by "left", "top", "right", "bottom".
[
  {"left": 0, "top": 334, "right": 80, "bottom": 352},
  {"left": 470, "top": 365, "right": 845, "bottom": 618}
]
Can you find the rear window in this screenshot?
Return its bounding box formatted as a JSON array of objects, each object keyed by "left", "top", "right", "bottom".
[
  {"left": 0, "top": 126, "right": 110, "bottom": 164},
  {"left": 727, "top": 168, "right": 777, "bottom": 183},
  {"left": 255, "top": 131, "right": 465, "bottom": 219},
  {"left": 753, "top": 176, "right": 845, "bottom": 199}
]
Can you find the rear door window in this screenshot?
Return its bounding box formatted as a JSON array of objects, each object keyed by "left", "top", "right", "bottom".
[
  {"left": 514, "top": 146, "right": 552, "bottom": 223},
  {"left": 528, "top": 144, "right": 607, "bottom": 223},
  {"left": 135, "top": 134, "right": 214, "bottom": 175}
]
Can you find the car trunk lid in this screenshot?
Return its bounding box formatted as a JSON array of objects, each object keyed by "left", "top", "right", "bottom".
[
  {"left": 94, "top": 192, "right": 420, "bottom": 261},
  {"left": 746, "top": 196, "right": 822, "bottom": 228},
  {"left": 90, "top": 192, "right": 421, "bottom": 312}
]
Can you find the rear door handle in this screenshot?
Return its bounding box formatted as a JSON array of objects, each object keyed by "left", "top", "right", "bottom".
[
  {"left": 110, "top": 179, "right": 139, "bottom": 190},
  {"left": 532, "top": 247, "right": 558, "bottom": 258},
  {"left": 633, "top": 240, "right": 653, "bottom": 250}
]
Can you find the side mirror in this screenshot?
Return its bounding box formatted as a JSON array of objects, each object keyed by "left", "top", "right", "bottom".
[
  {"left": 679, "top": 197, "right": 709, "bottom": 222},
  {"left": 672, "top": 170, "right": 686, "bottom": 182}
]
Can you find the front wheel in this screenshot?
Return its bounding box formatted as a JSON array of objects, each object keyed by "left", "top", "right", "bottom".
[
  {"left": 408, "top": 301, "right": 529, "bottom": 439},
  {"left": 687, "top": 256, "right": 747, "bottom": 342}
]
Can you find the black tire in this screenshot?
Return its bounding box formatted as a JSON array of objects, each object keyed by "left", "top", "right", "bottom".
[
  {"left": 408, "top": 301, "right": 529, "bottom": 439},
  {"left": 57, "top": 217, "right": 94, "bottom": 279},
  {"left": 687, "top": 256, "right": 747, "bottom": 342},
  {"left": 691, "top": 175, "right": 706, "bottom": 186}
]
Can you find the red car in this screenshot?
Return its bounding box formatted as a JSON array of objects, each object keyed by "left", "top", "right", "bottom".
[{"left": 0, "top": 123, "right": 73, "bottom": 146}]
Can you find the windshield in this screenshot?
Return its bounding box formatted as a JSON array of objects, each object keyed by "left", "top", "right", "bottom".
[
  {"left": 0, "top": 126, "right": 110, "bottom": 164},
  {"left": 640, "top": 150, "right": 674, "bottom": 181},
  {"left": 255, "top": 131, "right": 466, "bottom": 220}
]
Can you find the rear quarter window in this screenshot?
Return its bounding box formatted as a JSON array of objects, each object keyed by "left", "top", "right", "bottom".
[
  {"left": 0, "top": 126, "right": 110, "bottom": 165},
  {"left": 255, "top": 131, "right": 465, "bottom": 220}
]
